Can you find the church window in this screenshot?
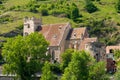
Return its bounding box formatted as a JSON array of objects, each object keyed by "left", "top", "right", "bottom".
[
  {"left": 27, "top": 24, "right": 30, "bottom": 28},
  {"left": 24, "top": 32, "right": 28, "bottom": 36}
]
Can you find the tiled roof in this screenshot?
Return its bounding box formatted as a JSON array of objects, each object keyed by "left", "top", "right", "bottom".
[
  {"left": 80, "top": 37, "right": 97, "bottom": 50},
  {"left": 40, "top": 23, "right": 69, "bottom": 46},
  {"left": 69, "top": 27, "right": 86, "bottom": 39},
  {"left": 106, "top": 46, "right": 120, "bottom": 54}
]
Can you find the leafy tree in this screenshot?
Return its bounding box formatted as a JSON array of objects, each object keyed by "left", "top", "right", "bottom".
[
  {"left": 61, "top": 50, "right": 92, "bottom": 80},
  {"left": 41, "top": 61, "right": 55, "bottom": 80},
  {"left": 113, "top": 50, "right": 120, "bottom": 80},
  {"left": 40, "top": 8, "right": 48, "bottom": 16},
  {"left": 116, "top": 0, "right": 120, "bottom": 13},
  {"left": 85, "top": 0, "right": 98, "bottom": 13},
  {"left": 60, "top": 49, "right": 74, "bottom": 72},
  {"left": 69, "top": 3, "right": 80, "bottom": 21},
  {"left": 89, "top": 61, "right": 109, "bottom": 80},
  {"left": 114, "top": 50, "right": 120, "bottom": 60},
  {"left": 2, "top": 33, "right": 49, "bottom": 80}
]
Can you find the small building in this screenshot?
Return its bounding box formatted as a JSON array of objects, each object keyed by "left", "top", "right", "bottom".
[
  {"left": 23, "top": 17, "right": 105, "bottom": 62},
  {"left": 105, "top": 46, "right": 120, "bottom": 73}
]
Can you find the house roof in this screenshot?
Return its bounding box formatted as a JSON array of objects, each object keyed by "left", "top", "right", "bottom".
[
  {"left": 69, "top": 27, "right": 86, "bottom": 40},
  {"left": 106, "top": 46, "right": 120, "bottom": 54},
  {"left": 40, "top": 23, "right": 69, "bottom": 46},
  {"left": 79, "top": 37, "right": 97, "bottom": 50}
]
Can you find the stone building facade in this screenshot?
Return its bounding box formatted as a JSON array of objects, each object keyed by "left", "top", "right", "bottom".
[
  {"left": 105, "top": 46, "right": 120, "bottom": 73},
  {"left": 23, "top": 17, "right": 105, "bottom": 62}
]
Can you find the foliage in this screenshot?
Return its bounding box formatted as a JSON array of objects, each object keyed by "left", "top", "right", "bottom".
[
  {"left": 41, "top": 61, "right": 55, "bottom": 80},
  {"left": 85, "top": 0, "right": 98, "bottom": 13},
  {"left": 40, "top": 8, "right": 48, "bottom": 16},
  {"left": 60, "top": 49, "right": 74, "bottom": 72},
  {"left": 0, "top": 15, "right": 13, "bottom": 24},
  {"left": 89, "top": 61, "right": 109, "bottom": 80},
  {"left": 2, "top": 33, "right": 49, "bottom": 80},
  {"left": 86, "top": 17, "right": 118, "bottom": 45},
  {"left": 61, "top": 50, "right": 92, "bottom": 80},
  {"left": 51, "top": 62, "right": 62, "bottom": 74},
  {"left": 114, "top": 50, "right": 120, "bottom": 60},
  {"left": 26, "top": 1, "right": 80, "bottom": 21},
  {"left": 116, "top": 0, "right": 120, "bottom": 13}
]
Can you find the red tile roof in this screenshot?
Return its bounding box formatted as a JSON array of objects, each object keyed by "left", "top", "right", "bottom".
[
  {"left": 40, "top": 23, "right": 69, "bottom": 46},
  {"left": 80, "top": 37, "right": 97, "bottom": 50},
  {"left": 70, "top": 27, "right": 86, "bottom": 39},
  {"left": 106, "top": 46, "right": 120, "bottom": 54}
]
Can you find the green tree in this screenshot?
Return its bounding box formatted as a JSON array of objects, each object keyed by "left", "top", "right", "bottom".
[
  {"left": 41, "top": 61, "right": 55, "bottom": 80},
  {"left": 114, "top": 50, "right": 120, "bottom": 80},
  {"left": 85, "top": 0, "right": 98, "bottom": 13},
  {"left": 2, "top": 33, "right": 49, "bottom": 80},
  {"left": 114, "top": 50, "right": 120, "bottom": 60},
  {"left": 61, "top": 50, "right": 92, "bottom": 80},
  {"left": 69, "top": 3, "right": 80, "bottom": 21},
  {"left": 60, "top": 49, "right": 74, "bottom": 72},
  {"left": 116, "top": 0, "right": 120, "bottom": 13},
  {"left": 89, "top": 61, "right": 109, "bottom": 80}
]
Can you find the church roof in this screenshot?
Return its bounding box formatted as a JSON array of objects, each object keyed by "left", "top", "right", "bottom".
[{"left": 40, "top": 23, "right": 69, "bottom": 46}]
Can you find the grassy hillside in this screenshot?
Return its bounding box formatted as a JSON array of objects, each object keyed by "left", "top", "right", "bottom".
[{"left": 0, "top": 0, "right": 120, "bottom": 45}]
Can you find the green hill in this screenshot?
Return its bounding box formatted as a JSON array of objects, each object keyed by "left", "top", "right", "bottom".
[{"left": 0, "top": 0, "right": 120, "bottom": 45}]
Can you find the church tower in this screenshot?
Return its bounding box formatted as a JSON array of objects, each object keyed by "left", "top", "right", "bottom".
[{"left": 23, "top": 17, "right": 42, "bottom": 36}]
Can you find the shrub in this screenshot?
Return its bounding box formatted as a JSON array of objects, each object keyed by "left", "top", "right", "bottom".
[
  {"left": 40, "top": 8, "right": 48, "bottom": 16},
  {"left": 85, "top": 0, "right": 98, "bottom": 13},
  {"left": 0, "top": 1, "right": 2, "bottom": 4},
  {"left": 116, "top": 0, "right": 120, "bottom": 13}
]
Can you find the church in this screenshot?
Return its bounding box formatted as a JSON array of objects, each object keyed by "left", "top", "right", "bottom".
[{"left": 23, "top": 17, "right": 106, "bottom": 62}]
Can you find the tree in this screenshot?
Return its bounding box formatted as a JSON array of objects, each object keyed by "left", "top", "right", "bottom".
[
  {"left": 85, "top": 0, "right": 98, "bottom": 13},
  {"left": 89, "top": 61, "right": 109, "bottom": 80},
  {"left": 116, "top": 0, "right": 120, "bottom": 13},
  {"left": 69, "top": 3, "right": 80, "bottom": 21},
  {"left": 60, "top": 49, "right": 74, "bottom": 72},
  {"left": 2, "top": 33, "right": 49, "bottom": 80},
  {"left": 113, "top": 50, "right": 120, "bottom": 80},
  {"left": 61, "top": 50, "right": 92, "bottom": 80},
  {"left": 41, "top": 61, "right": 55, "bottom": 80}
]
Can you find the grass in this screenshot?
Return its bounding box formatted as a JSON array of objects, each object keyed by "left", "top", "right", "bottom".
[
  {"left": 0, "top": 11, "right": 74, "bottom": 34},
  {"left": 3, "top": 0, "right": 31, "bottom": 9}
]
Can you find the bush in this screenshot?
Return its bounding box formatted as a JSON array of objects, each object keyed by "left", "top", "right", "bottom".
[
  {"left": 0, "top": 5, "right": 5, "bottom": 10},
  {"left": 0, "top": 15, "right": 13, "bottom": 24},
  {"left": 85, "top": 0, "right": 98, "bottom": 13},
  {"left": 40, "top": 8, "right": 48, "bottom": 16},
  {"left": 0, "top": 1, "right": 2, "bottom": 4},
  {"left": 116, "top": 0, "right": 120, "bottom": 13}
]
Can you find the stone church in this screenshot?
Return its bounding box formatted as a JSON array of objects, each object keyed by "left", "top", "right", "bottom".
[{"left": 23, "top": 17, "right": 105, "bottom": 62}]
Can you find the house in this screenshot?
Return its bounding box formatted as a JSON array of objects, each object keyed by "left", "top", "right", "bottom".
[
  {"left": 23, "top": 17, "right": 105, "bottom": 62},
  {"left": 105, "top": 46, "right": 120, "bottom": 73}
]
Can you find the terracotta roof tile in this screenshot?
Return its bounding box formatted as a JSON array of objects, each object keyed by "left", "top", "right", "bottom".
[
  {"left": 40, "top": 23, "right": 68, "bottom": 46},
  {"left": 70, "top": 27, "right": 86, "bottom": 39},
  {"left": 80, "top": 37, "right": 97, "bottom": 50}
]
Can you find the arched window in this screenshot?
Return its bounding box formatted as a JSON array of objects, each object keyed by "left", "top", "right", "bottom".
[
  {"left": 110, "top": 49, "right": 114, "bottom": 53},
  {"left": 24, "top": 32, "right": 28, "bottom": 36},
  {"left": 27, "top": 24, "right": 30, "bottom": 28}
]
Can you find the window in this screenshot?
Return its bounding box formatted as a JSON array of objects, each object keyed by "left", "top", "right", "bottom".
[
  {"left": 24, "top": 32, "right": 28, "bottom": 36},
  {"left": 85, "top": 44, "right": 89, "bottom": 49},
  {"left": 110, "top": 49, "right": 114, "bottom": 53},
  {"left": 27, "top": 24, "right": 30, "bottom": 28}
]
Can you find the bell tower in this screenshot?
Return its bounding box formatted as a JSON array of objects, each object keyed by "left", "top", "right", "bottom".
[{"left": 23, "top": 17, "right": 42, "bottom": 36}]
